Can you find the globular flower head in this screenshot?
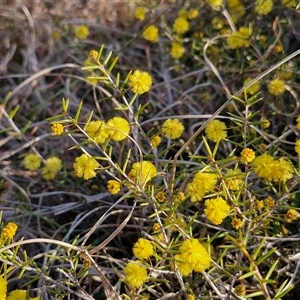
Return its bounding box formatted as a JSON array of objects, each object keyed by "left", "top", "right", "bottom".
[
  {"left": 228, "top": 1, "right": 245, "bottom": 23},
  {"left": 142, "top": 25, "right": 159, "bottom": 43},
  {"left": 179, "top": 238, "right": 211, "bottom": 273},
  {"left": 123, "top": 262, "right": 147, "bottom": 288},
  {"left": 75, "top": 25, "right": 89, "bottom": 39},
  {"left": 268, "top": 79, "right": 285, "bottom": 96},
  {"left": 271, "top": 158, "right": 294, "bottom": 182},
  {"left": 295, "top": 139, "right": 300, "bottom": 157},
  {"left": 204, "top": 197, "right": 230, "bottom": 225},
  {"left": 135, "top": 7, "right": 146, "bottom": 20},
  {"left": 128, "top": 161, "right": 157, "bottom": 186},
  {"left": 255, "top": 0, "right": 273, "bottom": 15},
  {"left": 240, "top": 148, "right": 256, "bottom": 163},
  {"left": 106, "top": 117, "right": 130, "bottom": 141},
  {"left": 264, "top": 196, "right": 275, "bottom": 207},
  {"left": 7, "top": 289, "right": 27, "bottom": 300},
  {"left": 244, "top": 78, "right": 260, "bottom": 95},
  {"left": 151, "top": 135, "right": 161, "bottom": 148},
  {"left": 174, "top": 254, "right": 193, "bottom": 276},
  {"left": 73, "top": 154, "right": 99, "bottom": 180},
  {"left": 261, "top": 119, "right": 270, "bottom": 129},
  {"left": 251, "top": 153, "right": 275, "bottom": 181},
  {"left": 42, "top": 156, "right": 62, "bottom": 180},
  {"left": 129, "top": 70, "right": 152, "bottom": 95},
  {"left": 2, "top": 222, "right": 18, "bottom": 239},
  {"left": 0, "top": 276, "right": 7, "bottom": 300},
  {"left": 155, "top": 191, "right": 166, "bottom": 203},
  {"left": 107, "top": 180, "right": 121, "bottom": 194},
  {"left": 205, "top": 119, "right": 227, "bottom": 142},
  {"left": 45, "top": 157, "right": 62, "bottom": 173},
  {"left": 205, "top": 0, "right": 223, "bottom": 8},
  {"left": 170, "top": 42, "right": 185, "bottom": 59},
  {"left": 225, "top": 168, "right": 244, "bottom": 191},
  {"left": 231, "top": 218, "right": 243, "bottom": 229},
  {"left": 133, "top": 238, "right": 153, "bottom": 260},
  {"left": 161, "top": 118, "right": 184, "bottom": 139},
  {"left": 284, "top": 209, "right": 298, "bottom": 222},
  {"left": 173, "top": 17, "right": 189, "bottom": 35},
  {"left": 23, "top": 153, "right": 42, "bottom": 171},
  {"left": 51, "top": 123, "right": 64, "bottom": 135},
  {"left": 86, "top": 120, "right": 109, "bottom": 144},
  {"left": 227, "top": 27, "right": 250, "bottom": 49}
]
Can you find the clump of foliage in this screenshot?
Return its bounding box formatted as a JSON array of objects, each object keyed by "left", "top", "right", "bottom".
[{"left": 1, "top": 1, "right": 300, "bottom": 299}]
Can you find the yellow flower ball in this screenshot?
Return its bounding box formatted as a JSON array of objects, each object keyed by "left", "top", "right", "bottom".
[
  {"left": 23, "top": 153, "right": 42, "bottom": 171},
  {"left": 284, "top": 209, "right": 298, "bottom": 222},
  {"left": 129, "top": 70, "right": 152, "bottom": 94},
  {"left": 268, "top": 79, "right": 286, "bottom": 96},
  {"left": 51, "top": 123, "right": 64, "bottom": 135},
  {"left": 142, "top": 25, "right": 159, "bottom": 43},
  {"left": 73, "top": 154, "right": 99, "bottom": 180},
  {"left": 205, "top": 119, "right": 227, "bottom": 142},
  {"left": 204, "top": 197, "right": 230, "bottom": 225},
  {"left": 128, "top": 161, "right": 157, "bottom": 186},
  {"left": 123, "top": 262, "right": 147, "bottom": 288},
  {"left": 255, "top": 0, "right": 273, "bottom": 15},
  {"left": 0, "top": 277, "right": 7, "bottom": 300},
  {"left": 151, "top": 135, "right": 161, "bottom": 148},
  {"left": 86, "top": 120, "right": 109, "bottom": 144},
  {"left": 170, "top": 42, "right": 185, "bottom": 59},
  {"left": 240, "top": 148, "right": 256, "bottom": 163},
  {"left": 243, "top": 78, "right": 260, "bottom": 95},
  {"left": 107, "top": 180, "right": 121, "bottom": 194},
  {"left": 173, "top": 17, "right": 189, "bottom": 35},
  {"left": 161, "top": 118, "right": 184, "bottom": 139},
  {"left": 2, "top": 222, "right": 18, "bottom": 239},
  {"left": 133, "top": 238, "right": 153, "bottom": 260},
  {"left": 106, "top": 117, "right": 130, "bottom": 141},
  {"left": 75, "top": 25, "right": 89, "bottom": 39},
  {"left": 135, "top": 7, "right": 146, "bottom": 20},
  {"left": 295, "top": 139, "right": 300, "bottom": 157}
]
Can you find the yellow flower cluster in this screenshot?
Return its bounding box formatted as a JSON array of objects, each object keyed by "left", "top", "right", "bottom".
[
  {"left": 143, "top": 25, "right": 159, "bottom": 43},
  {"left": 133, "top": 238, "right": 153, "bottom": 260},
  {"left": 261, "top": 119, "right": 270, "bottom": 129},
  {"left": 86, "top": 117, "right": 130, "bottom": 143},
  {"left": 227, "top": 0, "right": 245, "bottom": 23},
  {"left": 231, "top": 218, "right": 243, "bottom": 229},
  {"left": 255, "top": 0, "right": 273, "bottom": 15},
  {"left": 41, "top": 157, "right": 62, "bottom": 180},
  {"left": 151, "top": 135, "right": 161, "bottom": 148},
  {"left": 23, "top": 153, "right": 42, "bottom": 171},
  {"left": 123, "top": 261, "right": 147, "bottom": 288},
  {"left": 2, "top": 222, "right": 18, "bottom": 239},
  {"left": 162, "top": 118, "right": 184, "bottom": 139},
  {"left": 74, "top": 25, "right": 89, "bottom": 39},
  {"left": 170, "top": 42, "right": 185, "bottom": 59},
  {"left": 128, "top": 161, "right": 157, "bottom": 186},
  {"left": 185, "top": 171, "right": 218, "bottom": 202},
  {"left": 134, "top": 7, "right": 146, "bottom": 20},
  {"left": 227, "top": 27, "right": 250, "bottom": 49},
  {"left": 268, "top": 79, "right": 285, "bottom": 96},
  {"left": 284, "top": 209, "right": 298, "bottom": 222},
  {"left": 252, "top": 153, "right": 294, "bottom": 182},
  {"left": 155, "top": 191, "right": 166, "bottom": 202},
  {"left": 107, "top": 180, "right": 121, "bottom": 194},
  {"left": 225, "top": 169, "right": 244, "bottom": 191},
  {"left": 205, "top": 119, "right": 227, "bottom": 143},
  {"left": 0, "top": 277, "right": 38, "bottom": 300},
  {"left": 51, "top": 123, "right": 64, "bottom": 135},
  {"left": 295, "top": 139, "right": 300, "bottom": 157},
  {"left": 175, "top": 239, "right": 211, "bottom": 276},
  {"left": 173, "top": 17, "right": 189, "bottom": 35},
  {"left": 204, "top": 197, "right": 230, "bottom": 225},
  {"left": 205, "top": 0, "right": 223, "bottom": 8},
  {"left": 243, "top": 78, "right": 260, "bottom": 96},
  {"left": 73, "top": 153, "right": 99, "bottom": 180},
  {"left": 240, "top": 148, "right": 256, "bottom": 163},
  {"left": 129, "top": 70, "right": 152, "bottom": 94}
]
